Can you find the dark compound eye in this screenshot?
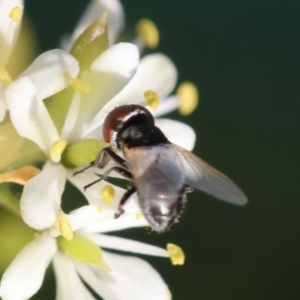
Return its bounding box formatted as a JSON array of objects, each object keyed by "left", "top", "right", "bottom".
[{"left": 103, "top": 105, "right": 154, "bottom": 148}]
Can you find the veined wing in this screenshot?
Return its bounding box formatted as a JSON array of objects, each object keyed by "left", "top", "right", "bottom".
[{"left": 170, "top": 144, "right": 247, "bottom": 205}]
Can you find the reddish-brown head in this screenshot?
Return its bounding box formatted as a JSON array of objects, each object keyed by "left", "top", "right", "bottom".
[{"left": 103, "top": 105, "right": 154, "bottom": 149}]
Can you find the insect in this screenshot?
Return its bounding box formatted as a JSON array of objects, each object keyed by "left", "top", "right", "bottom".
[{"left": 75, "top": 104, "right": 247, "bottom": 233}]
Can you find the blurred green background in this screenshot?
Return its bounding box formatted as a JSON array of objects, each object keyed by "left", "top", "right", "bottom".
[{"left": 8, "top": 0, "right": 300, "bottom": 299}]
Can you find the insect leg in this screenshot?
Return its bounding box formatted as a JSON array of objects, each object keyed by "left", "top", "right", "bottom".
[
  {"left": 83, "top": 166, "right": 132, "bottom": 190},
  {"left": 103, "top": 147, "right": 127, "bottom": 167},
  {"left": 73, "top": 147, "right": 128, "bottom": 177},
  {"left": 114, "top": 186, "right": 137, "bottom": 219}
]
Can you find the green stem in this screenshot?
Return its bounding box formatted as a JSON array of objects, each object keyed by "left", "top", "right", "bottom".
[{"left": 0, "top": 184, "right": 20, "bottom": 216}]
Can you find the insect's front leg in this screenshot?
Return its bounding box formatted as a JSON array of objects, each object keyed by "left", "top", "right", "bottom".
[
  {"left": 83, "top": 166, "right": 133, "bottom": 190},
  {"left": 73, "top": 147, "right": 127, "bottom": 176}
]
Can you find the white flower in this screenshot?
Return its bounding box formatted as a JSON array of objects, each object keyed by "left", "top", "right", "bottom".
[
  {"left": 0, "top": 205, "right": 175, "bottom": 300},
  {"left": 0, "top": 0, "right": 24, "bottom": 121},
  {"left": 1, "top": 1, "right": 196, "bottom": 299},
  {"left": 6, "top": 41, "right": 195, "bottom": 232}
]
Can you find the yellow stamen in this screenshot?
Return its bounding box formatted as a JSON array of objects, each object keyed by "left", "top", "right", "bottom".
[
  {"left": 100, "top": 185, "right": 115, "bottom": 206},
  {"left": 167, "top": 291, "right": 173, "bottom": 300},
  {"left": 135, "top": 212, "right": 143, "bottom": 220},
  {"left": 177, "top": 82, "right": 199, "bottom": 115},
  {"left": 58, "top": 215, "right": 73, "bottom": 241},
  {"left": 8, "top": 7, "right": 22, "bottom": 23},
  {"left": 0, "top": 166, "right": 40, "bottom": 185},
  {"left": 70, "top": 78, "right": 91, "bottom": 95},
  {"left": 136, "top": 18, "right": 159, "bottom": 49},
  {"left": 167, "top": 243, "right": 185, "bottom": 265},
  {"left": 50, "top": 139, "right": 67, "bottom": 162},
  {"left": 0, "top": 65, "right": 12, "bottom": 86},
  {"left": 144, "top": 90, "right": 160, "bottom": 110},
  {"left": 97, "top": 206, "right": 104, "bottom": 213}
]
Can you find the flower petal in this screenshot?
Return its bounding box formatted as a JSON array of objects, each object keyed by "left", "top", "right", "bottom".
[
  {"left": 0, "top": 0, "right": 24, "bottom": 66},
  {"left": 20, "top": 161, "right": 67, "bottom": 230},
  {"left": 87, "top": 233, "right": 169, "bottom": 257},
  {"left": 0, "top": 232, "right": 56, "bottom": 300},
  {"left": 91, "top": 251, "right": 171, "bottom": 300},
  {"left": 81, "top": 212, "right": 148, "bottom": 234},
  {"left": 66, "top": 0, "right": 124, "bottom": 50},
  {"left": 20, "top": 49, "right": 79, "bottom": 100},
  {"left": 74, "top": 261, "right": 119, "bottom": 300},
  {"left": 83, "top": 53, "right": 177, "bottom": 138},
  {"left": 60, "top": 93, "right": 81, "bottom": 140},
  {"left": 69, "top": 43, "right": 139, "bottom": 140},
  {"left": 0, "top": 88, "right": 8, "bottom": 121},
  {"left": 155, "top": 118, "right": 196, "bottom": 151},
  {"left": 5, "top": 76, "right": 60, "bottom": 155},
  {"left": 111, "top": 53, "right": 177, "bottom": 103},
  {"left": 52, "top": 251, "right": 96, "bottom": 300}
]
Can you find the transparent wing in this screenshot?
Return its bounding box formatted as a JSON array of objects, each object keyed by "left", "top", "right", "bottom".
[
  {"left": 170, "top": 144, "right": 248, "bottom": 205},
  {"left": 124, "top": 145, "right": 184, "bottom": 199},
  {"left": 123, "top": 145, "right": 186, "bottom": 232}
]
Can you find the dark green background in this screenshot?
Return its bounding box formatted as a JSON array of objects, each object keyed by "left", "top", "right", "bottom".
[{"left": 24, "top": 0, "right": 300, "bottom": 299}]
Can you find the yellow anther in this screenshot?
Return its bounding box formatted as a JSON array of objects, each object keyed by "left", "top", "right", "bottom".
[
  {"left": 0, "top": 166, "right": 40, "bottom": 185},
  {"left": 50, "top": 139, "right": 67, "bottom": 162},
  {"left": 0, "top": 65, "right": 12, "bottom": 86},
  {"left": 70, "top": 78, "right": 91, "bottom": 95},
  {"left": 136, "top": 18, "right": 159, "bottom": 49},
  {"left": 58, "top": 215, "right": 73, "bottom": 241},
  {"left": 97, "top": 206, "right": 103, "bottom": 213},
  {"left": 177, "top": 82, "right": 199, "bottom": 115},
  {"left": 144, "top": 90, "right": 160, "bottom": 110},
  {"left": 167, "top": 243, "right": 185, "bottom": 265},
  {"left": 8, "top": 7, "right": 22, "bottom": 23},
  {"left": 100, "top": 185, "right": 115, "bottom": 206},
  {"left": 135, "top": 212, "right": 143, "bottom": 220}
]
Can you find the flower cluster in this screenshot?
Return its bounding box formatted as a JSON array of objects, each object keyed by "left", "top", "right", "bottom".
[{"left": 0, "top": 0, "right": 198, "bottom": 299}]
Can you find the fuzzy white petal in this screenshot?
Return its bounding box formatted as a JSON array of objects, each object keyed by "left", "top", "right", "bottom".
[
  {"left": 0, "top": 87, "right": 7, "bottom": 121},
  {"left": 75, "top": 261, "right": 119, "bottom": 300},
  {"left": 20, "top": 49, "right": 79, "bottom": 100},
  {"left": 5, "top": 76, "right": 60, "bottom": 155},
  {"left": 69, "top": 43, "right": 139, "bottom": 140},
  {"left": 21, "top": 161, "right": 67, "bottom": 230},
  {"left": 87, "top": 233, "right": 169, "bottom": 257},
  {"left": 92, "top": 251, "right": 171, "bottom": 300},
  {"left": 0, "top": 0, "right": 24, "bottom": 65},
  {"left": 83, "top": 53, "right": 177, "bottom": 138},
  {"left": 61, "top": 93, "right": 81, "bottom": 140},
  {"left": 155, "top": 118, "right": 196, "bottom": 151},
  {"left": 0, "top": 233, "right": 56, "bottom": 300},
  {"left": 111, "top": 53, "right": 177, "bottom": 103},
  {"left": 81, "top": 213, "right": 148, "bottom": 234},
  {"left": 53, "top": 252, "right": 96, "bottom": 300},
  {"left": 66, "top": 0, "right": 124, "bottom": 50}
]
